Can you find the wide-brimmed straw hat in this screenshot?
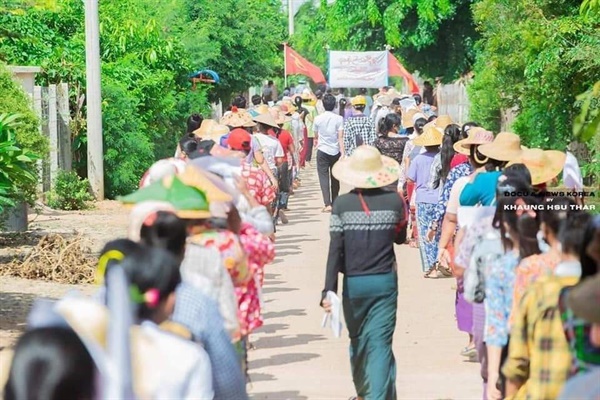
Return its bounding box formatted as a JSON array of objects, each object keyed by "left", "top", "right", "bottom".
[
  {"left": 332, "top": 145, "right": 400, "bottom": 189},
  {"left": 220, "top": 106, "right": 256, "bottom": 128},
  {"left": 118, "top": 176, "right": 211, "bottom": 219},
  {"left": 506, "top": 148, "right": 566, "bottom": 185},
  {"left": 402, "top": 109, "right": 419, "bottom": 128},
  {"left": 453, "top": 127, "right": 495, "bottom": 155},
  {"left": 431, "top": 115, "right": 453, "bottom": 130},
  {"left": 477, "top": 132, "right": 523, "bottom": 162},
  {"left": 280, "top": 101, "right": 297, "bottom": 115},
  {"left": 192, "top": 119, "right": 229, "bottom": 142},
  {"left": 253, "top": 112, "right": 280, "bottom": 129},
  {"left": 413, "top": 125, "right": 443, "bottom": 147},
  {"left": 175, "top": 166, "right": 233, "bottom": 203},
  {"left": 269, "top": 108, "right": 291, "bottom": 125},
  {"left": 376, "top": 95, "right": 393, "bottom": 107}
]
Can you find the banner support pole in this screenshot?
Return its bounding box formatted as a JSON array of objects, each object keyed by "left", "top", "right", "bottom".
[{"left": 284, "top": 43, "right": 288, "bottom": 88}]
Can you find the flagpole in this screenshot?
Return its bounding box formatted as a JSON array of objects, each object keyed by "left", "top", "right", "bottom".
[
  {"left": 283, "top": 43, "right": 288, "bottom": 88},
  {"left": 385, "top": 44, "right": 391, "bottom": 88}
]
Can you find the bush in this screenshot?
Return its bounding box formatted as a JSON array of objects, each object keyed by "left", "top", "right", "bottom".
[{"left": 46, "top": 170, "right": 93, "bottom": 210}]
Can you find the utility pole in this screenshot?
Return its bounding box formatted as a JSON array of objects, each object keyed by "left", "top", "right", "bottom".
[
  {"left": 84, "top": 0, "right": 104, "bottom": 199},
  {"left": 288, "top": 0, "right": 294, "bottom": 36}
]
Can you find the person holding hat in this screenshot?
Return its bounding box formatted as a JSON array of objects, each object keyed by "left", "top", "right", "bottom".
[
  {"left": 459, "top": 132, "right": 522, "bottom": 206},
  {"left": 342, "top": 95, "right": 377, "bottom": 157},
  {"left": 406, "top": 125, "right": 443, "bottom": 274},
  {"left": 503, "top": 211, "right": 596, "bottom": 400},
  {"left": 320, "top": 145, "right": 407, "bottom": 400}
]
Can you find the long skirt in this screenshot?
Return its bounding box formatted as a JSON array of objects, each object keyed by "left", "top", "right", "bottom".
[
  {"left": 416, "top": 202, "right": 440, "bottom": 272},
  {"left": 473, "top": 302, "right": 488, "bottom": 400},
  {"left": 343, "top": 271, "right": 398, "bottom": 400},
  {"left": 456, "top": 280, "right": 473, "bottom": 333}
]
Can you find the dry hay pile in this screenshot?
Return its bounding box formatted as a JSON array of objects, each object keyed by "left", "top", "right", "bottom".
[{"left": 2, "top": 234, "right": 96, "bottom": 284}]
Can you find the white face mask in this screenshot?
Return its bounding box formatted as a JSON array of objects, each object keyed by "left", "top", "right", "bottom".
[{"left": 537, "top": 230, "right": 551, "bottom": 253}]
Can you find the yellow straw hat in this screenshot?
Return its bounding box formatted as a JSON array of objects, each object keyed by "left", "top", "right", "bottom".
[
  {"left": 192, "top": 119, "right": 229, "bottom": 142},
  {"left": 432, "top": 115, "right": 453, "bottom": 130},
  {"left": 269, "top": 107, "right": 291, "bottom": 125},
  {"left": 220, "top": 107, "right": 256, "bottom": 128},
  {"left": 413, "top": 125, "right": 443, "bottom": 147},
  {"left": 255, "top": 104, "right": 270, "bottom": 114},
  {"left": 402, "top": 109, "right": 419, "bottom": 128},
  {"left": 453, "top": 127, "right": 495, "bottom": 155},
  {"left": 252, "top": 112, "right": 280, "bottom": 129},
  {"left": 477, "top": 132, "right": 523, "bottom": 162},
  {"left": 506, "top": 148, "right": 566, "bottom": 185},
  {"left": 332, "top": 145, "right": 400, "bottom": 189}
]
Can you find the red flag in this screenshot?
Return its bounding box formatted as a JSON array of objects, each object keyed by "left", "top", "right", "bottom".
[
  {"left": 387, "top": 52, "right": 420, "bottom": 94},
  {"left": 284, "top": 44, "right": 326, "bottom": 84}
]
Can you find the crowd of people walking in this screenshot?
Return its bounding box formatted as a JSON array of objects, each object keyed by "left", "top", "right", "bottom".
[{"left": 0, "top": 81, "right": 597, "bottom": 400}]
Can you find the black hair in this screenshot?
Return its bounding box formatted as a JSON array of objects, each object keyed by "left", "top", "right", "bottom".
[
  {"left": 179, "top": 133, "right": 199, "bottom": 155},
  {"left": 267, "top": 80, "right": 273, "bottom": 85},
  {"left": 294, "top": 96, "right": 303, "bottom": 108},
  {"left": 423, "top": 82, "right": 434, "bottom": 105},
  {"left": 504, "top": 163, "right": 532, "bottom": 186},
  {"left": 323, "top": 94, "right": 336, "bottom": 112},
  {"left": 359, "top": 88, "right": 367, "bottom": 95},
  {"left": 139, "top": 211, "right": 188, "bottom": 263},
  {"left": 339, "top": 98, "right": 348, "bottom": 117},
  {"left": 5, "top": 327, "right": 95, "bottom": 400},
  {"left": 379, "top": 113, "right": 402, "bottom": 138},
  {"left": 468, "top": 145, "right": 489, "bottom": 169},
  {"left": 427, "top": 115, "right": 437, "bottom": 123},
  {"left": 433, "top": 124, "right": 462, "bottom": 188},
  {"left": 425, "top": 145, "right": 440, "bottom": 153},
  {"left": 493, "top": 176, "right": 534, "bottom": 252},
  {"left": 414, "top": 118, "right": 427, "bottom": 135},
  {"left": 461, "top": 121, "right": 479, "bottom": 138},
  {"left": 232, "top": 95, "right": 247, "bottom": 109},
  {"left": 251, "top": 95, "right": 262, "bottom": 106},
  {"left": 541, "top": 197, "right": 576, "bottom": 237},
  {"left": 412, "top": 93, "right": 422, "bottom": 105},
  {"left": 101, "top": 240, "right": 181, "bottom": 321},
  {"left": 391, "top": 97, "right": 402, "bottom": 106},
  {"left": 315, "top": 89, "right": 323, "bottom": 99},
  {"left": 517, "top": 199, "right": 542, "bottom": 259},
  {"left": 186, "top": 114, "right": 203, "bottom": 134},
  {"left": 580, "top": 215, "right": 600, "bottom": 279},
  {"left": 558, "top": 210, "right": 592, "bottom": 256},
  {"left": 354, "top": 104, "right": 365, "bottom": 112}
]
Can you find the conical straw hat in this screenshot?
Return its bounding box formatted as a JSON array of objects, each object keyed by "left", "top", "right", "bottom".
[
  {"left": 220, "top": 107, "right": 256, "bottom": 128},
  {"left": 506, "top": 148, "right": 566, "bottom": 185},
  {"left": 269, "top": 108, "right": 292, "bottom": 125},
  {"left": 432, "top": 115, "right": 453, "bottom": 130},
  {"left": 332, "top": 145, "right": 400, "bottom": 189},
  {"left": 252, "top": 112, "right": 280, "bottom": 129},
  {"left": 402, "top": 109, "right": 419, "bottom": 128},
  {"left": 477, "top": 132, "right": 523, "bottom": 162},
  {"left": 413, "top": 125, "right": 443, "bottom": 147}
]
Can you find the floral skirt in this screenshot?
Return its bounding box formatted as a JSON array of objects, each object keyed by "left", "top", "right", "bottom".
[{"left": 416, "top": 202, "right": 440, "bottom": 272}]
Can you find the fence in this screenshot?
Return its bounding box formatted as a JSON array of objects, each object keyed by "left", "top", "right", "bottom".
[{"left": 32, "top": 83, "right": 72, "bottom": 192}]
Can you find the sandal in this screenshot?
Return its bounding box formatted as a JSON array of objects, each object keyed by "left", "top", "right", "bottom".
[
  {"left": 322, "top": 205, "right": 332, "bottom": 213},
  {"left": 424, "top": 266, "right": 439, "bottom": 278},
  {"left": 436, "top": 262, "right": 453, "bottom": 278},
  {"left": 409, "top": 239, "right": 419, "bottom": 248}
]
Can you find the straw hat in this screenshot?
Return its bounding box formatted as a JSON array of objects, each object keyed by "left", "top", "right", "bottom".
[
  {"left": 402, "top": 109, "right": 419, "bottom": 128},
  {"left": 220, "top": 106, "right": 256, "bottom": 128},
  {"left": 376, "top": 95, "right": 393, "bottom": 107},
  {"left": 175, "top": 166, "right": 233, "bottom": 203},
  {"left": 413, "top": 125, "right": 443, "bottom": 147},
  {"left": 253, "top": 112, "right": 280, "bottom": 129},
  {"left": 431, "top": 115, "right": 453, "bottom": 130},
  {"left": 412, "top": 112, "right": 426, "bottom": 124},
  {"left": 332, "top": 145, "right": 400, "bottom": 189},
  {"left": 280, "top": 101, "right": 297, "bottom": 114},
  {"left": 118, "top": 176, "right": 211, "bottom": 219},
  {"left": 192, "top": 120, "right": 229, "bottom": 142},
  {"left": 269, "top": 108, "right": 292, "bottom": 125},
  {"left": 477, "top": 132, "right": 523, "bottom": 162},
  {"left": 453, "top": 127, "right": 495, "bottom": 155},
  {"left": 506, "top": 148, "right": 566, "bottom": 185}
]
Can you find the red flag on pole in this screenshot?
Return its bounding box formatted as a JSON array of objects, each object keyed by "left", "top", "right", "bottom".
[
  {"left": 387, "top": 52, "right": 420, "bottom": 94},
  {"left": 284, "top": 44, "right": 326, "bottom": 84}
]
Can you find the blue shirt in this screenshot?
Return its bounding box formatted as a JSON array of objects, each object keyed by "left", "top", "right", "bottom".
[
  {"left": 172, "top": 283, "right": 248, "bottom": 400},
  {"left": 459, "top": 170, "right": 502, "bottom": 206}
]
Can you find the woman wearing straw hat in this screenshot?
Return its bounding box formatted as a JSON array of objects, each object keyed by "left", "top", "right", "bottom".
[
  {"left": 407, "top": 125, "right": 443, "bottom": 274},
  {"left": 320, "top": 145, "right": 407, "bottom": 400},
  {"left": 459, "top": 132, "right": 523, "bottom": 206}
]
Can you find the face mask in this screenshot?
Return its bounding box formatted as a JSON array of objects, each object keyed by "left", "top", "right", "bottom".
[{"left": 537, "top": 230, "right": 551, "bottom": 253}]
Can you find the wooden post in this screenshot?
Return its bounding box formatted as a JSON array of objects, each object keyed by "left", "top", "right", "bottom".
[
  {"left": 48, "top": 84, "right": 59, "bottom": 186},
  {"left": 57, "top": 83, "right": 72, "bottom": 171},
  {"left": 33, "top": 86, "right": 44, "bottom": 192}
]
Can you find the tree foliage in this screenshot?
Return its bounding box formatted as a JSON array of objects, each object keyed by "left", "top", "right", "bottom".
[
  {"left": 291, "top": 0, "right": 477, "bottom": 82},
  {"left": 468, "top": 0, "right": 600, "bottom": 150},
  {"left": 0, "top": 0, "right": 284, "bottom": 198}
]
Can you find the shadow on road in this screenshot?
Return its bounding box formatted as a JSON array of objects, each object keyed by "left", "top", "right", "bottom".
[
  {"left": 250, "top": 352, "right": 320, "bottom": 369},
  {"left": 262, "top": 309, "right": 306, "bottom": 319},
  {"left": 253, "top": 334, "right": 326, "bottom": 350},
  {"left": 249, "top": 390, "right": 308, "bottom": 400}
]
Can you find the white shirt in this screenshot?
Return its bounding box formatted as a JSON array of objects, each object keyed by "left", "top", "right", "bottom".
[
  {"left": 563, "top": 151, "right": 583, "bottom": 190},
  {"left": 135, "top": 321, "right": 214, "bottom": 399},
  {"left": 253, "top": 133, "right": 284, "bottom": 170},
  {"left": 313, "top": 111, "right": 344, "bottom": 156}
]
